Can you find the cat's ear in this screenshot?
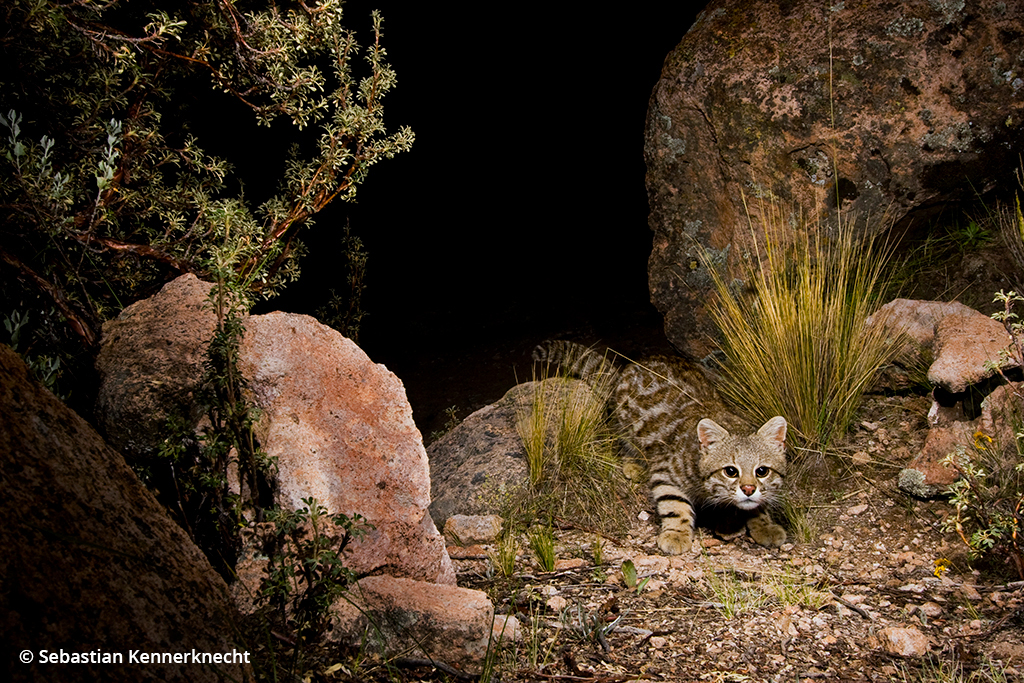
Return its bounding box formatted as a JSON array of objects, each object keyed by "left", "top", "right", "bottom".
[
  {"left": 757, "top": 416, "right": 788, "bottom": 447},
  {"left": 697, "top": 418, "right": 729, "bottom": 448}
]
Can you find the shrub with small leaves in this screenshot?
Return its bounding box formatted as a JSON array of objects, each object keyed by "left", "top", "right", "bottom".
[
  {"left": 943, "top": 445, "right": 1024, "bottom": 580},
  {"left": 940, "top": 289, "right": 1024, "bottom": 580},
  {"left": 1, "top": 0, "right": 412, "bottom": 379},
  {"left": 259, "top": 498, "right": 373, "bottom": 645}
]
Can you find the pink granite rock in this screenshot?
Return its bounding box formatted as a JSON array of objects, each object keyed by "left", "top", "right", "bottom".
[
  {"left": 928, "top": 308, "right": 1015, "bottom": 393},
  {"left": 238, "top": 312, "right": 455, "bottom": 585},
  {"left": 878, "top": 626, "right": 931, "bottom": 658},
  {"left": 95, "top": 275, "right": 454, "bottom": 585},
  {"left": 94, "top": 273, "right": 218, "bottom": 456},
  {"left": 902, "top": 382, "right": 1023, "bottom": 497},
  {"left": 868, "top": 299, "right": 977, "bottom": 352},
  {"left": 329, "top": 575, "right": 505, "bottom": 674}
]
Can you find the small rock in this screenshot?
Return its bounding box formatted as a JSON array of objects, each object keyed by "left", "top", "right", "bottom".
[
  {"left": 444, "top": 515, "right": 503, "bottom": 545},
  {"left": 446, "top": 544, "right": 489, "bottom": 559},
  {"left": 851, "top": 451, "right": 872, "bottom": 465},
  {"left": 777, "top": 613, "right": 799, "bottom": 637},
  {"left": 879, "top": 626, "right": 930, "bottom": 658},
  {"left": 546, "top": 595, "right": 568, "bottom": 612},
  {"left": 920, "top": 601, "right": 943, "bottom": 618},
  {"left": 899, "top": 583, "right": 926, "bottom": 593},
  {"left": 492, "top": 615, "right": 522, "bottom": 643},
  {"left": 554, "top": 558, "right": 585, "bottom": 571},
  {"left": 847, "top": 504, "right": 869, "bottom": 516},
  {"left": 649, "top": 636, "right": 668, "bottom": 649},
  {"left": 959, "top": 584, "right": 983, "bottom": 601}
]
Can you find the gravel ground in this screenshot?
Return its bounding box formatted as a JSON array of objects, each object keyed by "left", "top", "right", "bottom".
[{"left": 444, "top": 393, "right": 1024, "bottom": 683}]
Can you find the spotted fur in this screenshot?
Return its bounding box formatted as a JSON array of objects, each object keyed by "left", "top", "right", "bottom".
[{"left": 533, "top": 340, "right": 788, "bottom": 554}]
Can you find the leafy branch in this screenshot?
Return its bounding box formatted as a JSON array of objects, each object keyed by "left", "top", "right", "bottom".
[{"left": 1, "top": 0, "right": 412, "bottom": 358}]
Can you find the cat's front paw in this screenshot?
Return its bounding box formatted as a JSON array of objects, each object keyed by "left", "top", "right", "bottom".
[
  {"left": 657, "top": 529, "right": 694, "bottom": 555},
  {"left": 748, "top": 520, "right": 786, "bottom": 547}
]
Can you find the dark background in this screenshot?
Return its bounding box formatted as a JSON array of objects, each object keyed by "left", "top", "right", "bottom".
[{"left": 255, "top": 2, "right": 712, "bottom": 431}]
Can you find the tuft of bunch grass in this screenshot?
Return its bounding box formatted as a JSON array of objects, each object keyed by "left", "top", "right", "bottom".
[
  {"left": 996, "top": 184, "right": 1024, "bottom": 291},
  {"left": 528, "top": 525, "right": 557, "bottom": 572},
  {"left": 511, "top": 348, "right": 640, "bottom": 534},
  {"left": 704, "top": 197, "right": 904, "bottom": 454}
]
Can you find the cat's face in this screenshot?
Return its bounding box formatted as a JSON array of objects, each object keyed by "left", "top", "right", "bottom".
[{"left": 697, "top": 417, "right": 787, "bottom": 510}]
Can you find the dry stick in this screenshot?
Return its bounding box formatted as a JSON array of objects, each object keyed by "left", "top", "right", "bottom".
[
  {"left": 830, "top": 593, "right": 872, "bottom": 620},
  {"left": 951, "top": 607, "right": 1024, "bottom": 640},
  {"left": 393, "top": 656, "right": 476, "bottom": 681}
]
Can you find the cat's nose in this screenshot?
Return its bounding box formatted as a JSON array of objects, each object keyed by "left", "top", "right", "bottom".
[{"left": 741, "top": 485, "right": 756, "bottom": 497}]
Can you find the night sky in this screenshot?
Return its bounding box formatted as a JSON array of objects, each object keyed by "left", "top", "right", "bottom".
[{"left": 256, "top": 3, "right": 711, "bottom": 421}]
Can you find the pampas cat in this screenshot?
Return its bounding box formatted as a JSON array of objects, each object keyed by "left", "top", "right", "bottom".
[{"left": 533, "top": 340, "right": 788, "bottom": 554}]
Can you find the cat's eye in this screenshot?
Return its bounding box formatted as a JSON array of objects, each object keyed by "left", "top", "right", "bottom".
[
  {"left": 723, "top": 466, "right": 739, "bottom": 478},
  {"left": 755, "top": 466, "right": 770, "bottom": 478}
]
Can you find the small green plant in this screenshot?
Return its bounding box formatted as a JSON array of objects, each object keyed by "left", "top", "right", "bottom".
[
  {"left": 779, "top": 496, "right": 817, "bottom": 545},
  {"left": 516, "top": 347, "right": 619, "bottom": 485},
  {"left": 489, "top": 530, "right": 519, "bottom": 578},
  {"left": 940, "top": 289, "right": 1024, "bottom": 580},
  {"left": 897, "top": 654, "right": 1010, "bottom": 683},
  {"left": 560, "top": 600, "right": 622, "bottom": 652},
  {"left": 702, "top": 567, "right": 768, "bottom": 619},
  {"left": 2, "top": 309, "right": 65, "bottom": 396},
  {"left": 314, "top": 222, "right": 370, "bottom": 343},
  {"left": 760, "top": 571, "right": 832, "bottom": 610},
  {"left": 704, "top": 197, "right": 904, "bottom": 454},
  {"left": 947, "top": 218, "right": 994, "bottom": 253},
  {"left": 521, "top": 604, "right": 559, "bottom": 670},
  {"left": 996, "top": 174, "right": 1024, "bottom": 289},
  {"left": 428, "top": 405, "right": 462, "bottom": 443},
  {"left": 590, "top": 535, "right": 605, "bottom": 566},
  {"left": 259, "top": 498, "right": 372, "bottom": 651},
  {"left": 942, "top": 445, "right": 1024, "bottom": 580},
  {"left": 620, "top": 559, "right": 651, "bottom": 594},
  {"left": 528, "top": 525, "right": 557, "bottom": 572}
]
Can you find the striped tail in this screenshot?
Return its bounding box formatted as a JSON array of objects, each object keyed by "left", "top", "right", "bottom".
[{"left": 531, "top": 340, "right": 618, "bottom": 384}]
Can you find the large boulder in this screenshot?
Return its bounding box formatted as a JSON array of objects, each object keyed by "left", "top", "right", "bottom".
[
  {"left": 645, "top": 0, "right": 1024, "bottom": 357},
  {"left": 0, "top": 345, "right": 251, "bottom": 683},
  {"left": 427, "top": 380, "right": 577, "bottom": 529},
  {"left": 94, "top": 273, "right": 218, "bottom": 456},
  {"left": 94, "top": 275, "right": 454, "bottom": 585},
  {"left": 238, "top": 312, "right": 455, "bottom": 585}
]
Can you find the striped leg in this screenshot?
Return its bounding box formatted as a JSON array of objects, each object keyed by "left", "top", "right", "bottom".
[{"left": 652, "top": 479, "right": 696, "bottom": 555}]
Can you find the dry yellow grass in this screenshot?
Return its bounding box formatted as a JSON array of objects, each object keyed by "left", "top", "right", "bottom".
[{"left": 705, "top": 197, "right": 904, "bottom": 454}]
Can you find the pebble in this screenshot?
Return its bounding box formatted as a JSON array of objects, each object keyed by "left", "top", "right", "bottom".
[
  {"left": 847, "top": 504, "right": 869, "bottom": 516},
  {"left": 906, "top": 601, "right": 942, "bottom": 618},
  {"left": 546, "top": 595, "right": 568, "bottom": 612},
  {"left": 554, "top": 558, "right": 585, "bottom": 570},
  {"left": 959, "top": 584, "right": 983, "bottom": 601}
]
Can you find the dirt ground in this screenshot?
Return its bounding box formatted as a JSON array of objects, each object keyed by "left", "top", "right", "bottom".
[{"left": 434, "top": 392, "right": 1024, "bottom": 683}]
